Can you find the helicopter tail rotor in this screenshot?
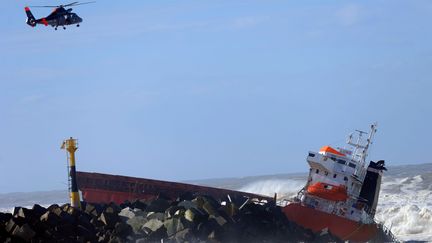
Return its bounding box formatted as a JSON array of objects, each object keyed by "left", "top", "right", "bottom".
[{"left": 24, "top": 7, "right": 37, "bottom": 27}]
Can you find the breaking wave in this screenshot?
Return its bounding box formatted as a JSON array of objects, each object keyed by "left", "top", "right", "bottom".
[
  {"left": 375, "top": 175, "right": 432, "bottom": 241},
  {"left": 238, "top": 179, "right": 304, "bottom": 199}
]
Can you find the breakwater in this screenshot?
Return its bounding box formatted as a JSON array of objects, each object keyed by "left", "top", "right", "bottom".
[{"left": 0, "top": 194, "right": 345, "bottom": 243}]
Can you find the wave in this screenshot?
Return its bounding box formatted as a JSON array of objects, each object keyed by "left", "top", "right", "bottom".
[
  {"left": 237, "top": 179, "right": 304, "bottom": 199},
  {"left": 376, "top": 175, "right": 432, "bottom": 241}
]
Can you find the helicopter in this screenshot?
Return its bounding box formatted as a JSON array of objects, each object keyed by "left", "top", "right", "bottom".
[{"left": 25, "top": 1, "right": 95, "bottom": 30}]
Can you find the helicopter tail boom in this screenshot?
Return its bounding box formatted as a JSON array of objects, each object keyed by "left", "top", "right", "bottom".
[{"left": 25, "top": 7, "right": 37, "bottom": 27}]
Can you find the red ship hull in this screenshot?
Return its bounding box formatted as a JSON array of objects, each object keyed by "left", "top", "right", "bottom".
[
  {"left": 282, "top": 203, "right": 378, "bottom": 242},
  {"left": 76, "top": 171, "right": 272, "bottom": 205}
]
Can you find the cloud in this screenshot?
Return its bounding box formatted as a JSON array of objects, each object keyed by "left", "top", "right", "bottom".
[{"left": 336, "top": 4, "right": 362, "bottom": 26}]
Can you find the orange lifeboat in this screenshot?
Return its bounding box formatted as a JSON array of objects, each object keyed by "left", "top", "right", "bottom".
[
  {"left": 319, "top": 146, "right": 345, "bottom": 156},
  {"left": 307, "top": 182, "right": 348, "bottom": 201}
]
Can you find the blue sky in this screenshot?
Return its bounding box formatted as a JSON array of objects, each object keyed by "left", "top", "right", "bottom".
[{"left": 0, "top": 0, "right": 431, "bottom": 193}]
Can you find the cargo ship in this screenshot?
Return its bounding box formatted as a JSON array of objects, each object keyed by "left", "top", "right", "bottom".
[
  {"left": 69, "top": 123, "right": 386, "bottom": 241},
  {"left": 281, "top": 123, "right": 387, "bottom": 241}
]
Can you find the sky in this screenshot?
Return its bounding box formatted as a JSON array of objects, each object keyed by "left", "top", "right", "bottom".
[{"left": 0, "top": 0, "right": 431, "bottom": 193}]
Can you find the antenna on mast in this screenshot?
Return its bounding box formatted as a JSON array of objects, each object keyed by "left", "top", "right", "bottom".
[{"left": 346, "top": 123, "right": 378, "bottom": 164}]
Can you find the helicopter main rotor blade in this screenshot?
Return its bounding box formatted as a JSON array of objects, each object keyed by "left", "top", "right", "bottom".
[
  {"left": 29, "top": 1, "right": 95, "bottom": 8},
  {"left": 62, "top": 2, "right": 79, "bottom": 7},
  {"left": 28, "top": 5, "right": 60, "bottom": 8},
  {"left": 65, "top": 1, "right": 96, "bottom": 7}
]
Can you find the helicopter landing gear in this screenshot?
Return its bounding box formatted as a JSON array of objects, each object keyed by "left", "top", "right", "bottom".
[
  {"left": 63, "top": 26, "right": 66, "bottom": 30},
  {"left": 77, "top": 24, "right": 80, "bottom": 27},
  {"left": 55, "top": 27, "right": 58, "bottom": 30}
]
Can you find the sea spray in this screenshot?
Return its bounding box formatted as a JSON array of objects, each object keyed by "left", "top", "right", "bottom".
[
  {"left": 376, "top": 174, "right": 432, "bottom": 241},
  {"left": 238, "top": 179, "right": 304, "bottom": 199}
]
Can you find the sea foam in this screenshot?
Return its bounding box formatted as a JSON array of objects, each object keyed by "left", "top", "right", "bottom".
[{"left": 376, "top": 175, "right": 432, "bottom": 241}]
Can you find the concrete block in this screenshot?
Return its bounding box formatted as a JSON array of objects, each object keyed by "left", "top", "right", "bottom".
[
  {"left": 118, "top": 207, "right": 136, "bottom": 221},
  {"left": 16, "top": 207, "right": 33, "bottom": 220},
  {"left": 107, "top": 203, "right": 122, "bottom": 214},
  {"left": 135, "top": 238, "right": 147, "bottom": 243},
  {"left": 146, "top": 226, "right": 167, "bottom": 241},
  {"left": 0, "top": 213, "right": 12, "bottom": 224},
  {"left": 131, "top": 199, "right": 147, "bottom": 211},
  {"left": 142, "top": 218, "right": 164, "bottom": 233},
  {"left": 196, "top": 218, "right": 222, "bottom": 240},
  {"left": 12, "top": 223, "right": 36, "bottom": 242},
  {"left": 184, "top": 208, "right": 206, "bottom": 224},
  {"left": 120, "top": 200, "right": 131, "bottom": 209},
  {"left": 113, "top": 221, "right": 132, "bottom": 238},
  {"left": 210, "top": 215, "right": 227, "bottom": 226},
  {"left": 178, "top": 200, "right": 197, "bottom": 210},
  {"left": 126, "top": 216, "right": 147, "bottom": 234},
  {"left": 164, "top": 218, "right": 184, "bottom": 237},
  {"left": 174, "top": 208, "right": 186, "bottom": 218},
  {"left": 146, "top": 212, "right": 164, "bottom": 221},
  {"left": 104, "top": 206, "right": 116, "bottom": 214},
  {"left": 78, "top": 214, "right": 95, "bottom": 232},
  {"left": 31, "top": 204, "right": 47, "bottom": 218},
  {"left": 5, "top": 219, "right": 18, "bottom": 234},
  {"left": 99, "top": 212, "right": 119, "bottom": 228},
  {"left": 146, "top": 199, "right": 170, "bottom": 213},
  {"left": 55, "top": 223, "right": 75, "bottom": 237},
  {"left": 12, "top": 207, "right": 22, "bottom": 217},
  {"left": 46, "top": 204, "right": 60, "bottom": 212},
  {"left": 202, "top": 201, "right": 218, "bottom": 216},
  {"left": 84, "top": 203, "right": 96, "bottom": 214},
  {"left": 168, "top": 228, "right": 195, "bottom": 243},
  {"left": 165, "top": 206, "right": 185, "bottom": 219}
]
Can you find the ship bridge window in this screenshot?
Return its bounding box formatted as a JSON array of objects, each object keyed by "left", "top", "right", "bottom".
[
  {"left": 333, "top": 174, "right": 337, "bottom": 178},
  {"left": 344, "top": 176, "right": 348, "bottom": 181},
  {"left": 348, "top": 163, "right": 356, "bottom": 168},
  {"left": 337, "top": 159, "right": 346, "bottom": 165},
  {"left": 315, "top": 169, "right": 319, "bottom": 174},
  {"left": 308, "top": 153, "right": 315, "bottom": 157}
]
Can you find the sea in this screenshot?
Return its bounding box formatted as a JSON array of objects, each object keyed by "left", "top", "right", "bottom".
[{"left": 1, "top": 163, "right": 431, "bottom": 242}]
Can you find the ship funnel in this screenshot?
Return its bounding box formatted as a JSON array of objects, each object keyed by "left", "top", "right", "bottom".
[{"left": 358, "top": 160, "right": 386, "bottom": 216}]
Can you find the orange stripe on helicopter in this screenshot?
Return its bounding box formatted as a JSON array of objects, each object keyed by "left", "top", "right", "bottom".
[{"left": 41, "top": 18, "right": 48, "bottom": 26}]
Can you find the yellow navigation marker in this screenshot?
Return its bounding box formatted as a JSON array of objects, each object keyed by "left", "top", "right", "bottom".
[{"left": 61, "top": 137, "right": 81, "bottom": 209}]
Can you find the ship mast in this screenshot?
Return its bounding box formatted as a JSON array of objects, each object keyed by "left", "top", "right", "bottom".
[{"left": 347, "top": 123, "right": 378, "bottom": 166}]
